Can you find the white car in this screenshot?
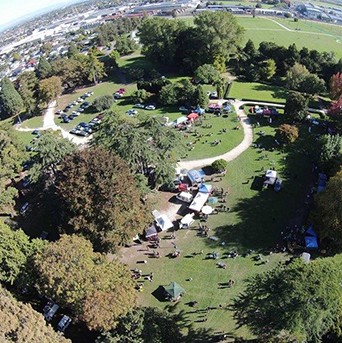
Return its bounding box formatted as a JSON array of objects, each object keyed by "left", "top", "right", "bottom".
[
  {"left": 134, "top": 103, "right": 145, "bottom": 109},
  {"left": 145, "top": 104, "right": 156, "bottom": 110}
]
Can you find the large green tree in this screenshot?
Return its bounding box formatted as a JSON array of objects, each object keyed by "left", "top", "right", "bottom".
[
  {"left": 0, "top": 77, "right": 23, "bottom": 119},
  {"left": 15, "top": 71, "right": 39, "bottom": 115},
  {"left": 0, "top": 285, "right": 70, "bottom": 343},
  {"left": 194, "top": 64, "right": 221, "bottom": 84},
  {"left": 29, "top": 131, "right": 75, "bottom": 183},
  {"left": 94, "top": 115, "right": 185, "bottom": 187},
  {"left": 86, "top": 47, "right": 105, "bottom": 84},
  {"left": 0, "top": 222, "right": 44, "bottom": 285},
  {"left": 233, "top": 257, "right": 342, "bottom": 342},
  {"left": 96, "top": 307, "right": 184, "bottom": 343},
  {"left": 0, "top": 125, "right": 26, "bottom": 214},
  {"left": 34, "top": 235, "right": 136, "bottom": 331},
  {"left": 35, "top": 56, "right": 52, "bottom": 80},
  {"left": 192, "top": 11, "right": 244, "bottom": 66},
  {"left": 138, "top": 18, "right": 187, "bottom": 65},
  {"left": 55, "top": 147, "right": 150, "bottom": 252},
  {"left": 38, "top": 76, "right": 62, "bottom": 106},
  {"left": 284, "top": 91, "right": 308, "bottom": 121}
]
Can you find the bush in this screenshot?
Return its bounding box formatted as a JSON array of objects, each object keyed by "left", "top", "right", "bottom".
[
  {"left": 212, "top": 159, "right": 228, "bottom": 172},
  {"left": 275, "top": 124, "right": 299, "bottom": 144},
  {"left": 92, "top": 95, "right": 114, "bottom": 111}
]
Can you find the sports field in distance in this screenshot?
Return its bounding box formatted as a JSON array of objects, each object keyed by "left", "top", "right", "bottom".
[{"left": 237, "top": 16, "right": 342, "bottom": 58}]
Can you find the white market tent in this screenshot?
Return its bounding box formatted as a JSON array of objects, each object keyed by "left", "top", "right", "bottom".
[
  {"left": 152, "top": 210, "right": 173, "bottom": 232},
  {"left": 180, "top": 213, "right": 195, "bottom": 229},
  {"left": 189, "top": 192, "right": 209, "bottom": 212}
]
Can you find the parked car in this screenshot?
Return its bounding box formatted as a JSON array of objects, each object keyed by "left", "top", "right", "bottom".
[
  {"left": 210, "top": 91, "right": 218, "bottom": 99},
  {"left": 55, "top": 110, "right": 62, "bottom": 115},
  {"left": 274, "top": 179, "right": 282, "bottom": 192},
  {"left": 20, "top": 202, "right": 29, "bottom": 215},
  {"left": 32, "top": 129, "right": 39, "bottom": 135},
  {"left": 145, "top": 104, "right": 156, "bottom": 110},
  {"left": 44, "top": 302, "right": 59, "bottom": 321},
  {"left": 176, "top": 192, "right": 193, "bottom": 203},
  {"left": 57, "top": 315, "right": 71, "bottom": 332},
  {"left": 126, "top": 109, "right": 138, "bottom": 116},
  {"left": 62, "top": 117, "right": 71, "bottom": 123},
  {"left": 134, "top": 103, "right": 145, "bottom": 109}
]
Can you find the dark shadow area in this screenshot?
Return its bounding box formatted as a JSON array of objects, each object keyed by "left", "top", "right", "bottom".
[{"left": 151, "top": 286, "right": 168, "bottom": 302}]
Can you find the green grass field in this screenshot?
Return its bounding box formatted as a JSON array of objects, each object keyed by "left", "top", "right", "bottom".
[
  {"left": 237, "top": 17, "right": 342, "bottom": 57},
  {"left": 18, "top": 115, "right": 44, "bottom": 129},
  {"left": 229, "top": 81, "right": 288, "bottom": 102},
  {"left": 121, "top": 112, "right": 314, "bottom": 337}
]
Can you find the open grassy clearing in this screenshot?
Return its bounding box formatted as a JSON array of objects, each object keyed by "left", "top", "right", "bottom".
[
  {"left": 229, "top": 81, "right": 288, "bottom": 102},
  {"left": 18, "top": 115, "right": 44, "bottom": 129},
  {"left": 121, "top": 112, "right": 315, "bottom": 337},
  {"left": 237, "top": 16, "right": 342, "bottom": 57}
]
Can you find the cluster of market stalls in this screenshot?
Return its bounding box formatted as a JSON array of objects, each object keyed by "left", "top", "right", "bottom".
[{"left": 144, "top": 168, "right": 227, "bottom": 240}]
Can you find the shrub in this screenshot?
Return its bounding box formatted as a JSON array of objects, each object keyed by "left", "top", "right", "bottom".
[
  {"left": 92, "top": 95, "right": 114, "bottom": 111},
  {"left": 275, "top": 124, "right": 299, "bottom": 144}
]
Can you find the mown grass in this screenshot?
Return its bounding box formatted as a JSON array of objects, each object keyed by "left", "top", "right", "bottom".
[
  {"left": 237, "top": 17, "right": 342, "bottom": 57},
  {"left": 229, "top": 81, "right": 288, "bottom": 103},
  {"left": 121, "top": 112, "right": 315, "bottom": 338}
]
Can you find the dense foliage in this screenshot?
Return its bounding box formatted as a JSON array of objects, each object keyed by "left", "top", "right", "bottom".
[
  {"left": 92, "top": 95, "right": 115, "bottom": 111},
  {"left": 284, "top": 92, "right": 308, "bottom": 122},
  {"left": 0, "top": 125, "right": 26, "bottom": 214},
  {"left": 0, "top": 77, "right": 23, "bottom": 119},
  {"left": 0, "top": 222, "right": 44, "bottom": 285},
  {"left": 94, "top": 115, "right": 185, "bottom": 187},
  {"left": 96, "top": 307, "right": 184, "bottom": 343},
  {"left": 55, "top": 147, "right": 150, "bottom": 252},
  {"left": 34, "top": 235, "right": 136, "bottom": 330},
  {"left": 139, "top": 12, "right": 243, "bottom": 72},
  {"left": 0, "top": 285, "right": 70, "bottom": 343},
  {"left": 233, "top": 257, "right": 342, "bottom": 342},
  {"left": 314, "top": 171, "right": 342, "bottom": 250},
  {"left": 275, "top": 124, "right": 299, "bottom": 144},
  {"left": 29, "top": 131, "right": 75, "bottom": 183}
]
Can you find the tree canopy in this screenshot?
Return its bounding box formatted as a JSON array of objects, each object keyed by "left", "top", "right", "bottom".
[
  {"left": 92, "top": 95, "right": 114, "bottom": 111},
  {"left": 0, "top": 77, "right": 23, "bottom": 119},
  {"left": 313, "top": 171, "right": 342, "bottom": 250},
  {"left": 29, "top": 131, "right": 76, "bottom": 183},
  {"left": 0, "top": 222, "right": 44, "bottom": 285},
  {"left": 194, "top": 64, "right": 221, "bottom": 84},
  {"left": 233, "top": 257, "right": 342, "bottom": 342},
  {"left": 138, "top": 12, "right": 243, "bottom": 72},
  {"left": 34, "top": 235, "right": 136, "bottom": 331},
  {"left": 275, "top": 124, "right": 299, "bottom": 144},
  {"left": 0, "top": 285, "right": 70, "bottom": 343},
  {"left": 284, "top": 92, "right": 308, "bottom": 122},
  {"left": 38, "top": 76, "right": 62, "bottom": 106},
  {"left": 94, "top": 114, "right": 185, "bottom": 187},
  {"left": 0, "top": 125, "right": 26, "bottom": 214},
  {"left": 96, "top": 307, "right": 184, "bottom": 343},
  {"left": 55, "top": 147, "right": 150, "bottom": 252}
]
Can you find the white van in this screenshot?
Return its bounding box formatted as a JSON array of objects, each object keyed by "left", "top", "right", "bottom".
[{"left": 176, "top": 192, "right": 193, "bottom": 203}]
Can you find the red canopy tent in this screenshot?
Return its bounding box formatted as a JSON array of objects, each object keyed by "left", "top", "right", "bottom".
[
  {"left": 178, "top": 183, "right": 189, "bottom": 191},
  {"left": 187, "top": 112, "right": 199, "bottom": 121}
]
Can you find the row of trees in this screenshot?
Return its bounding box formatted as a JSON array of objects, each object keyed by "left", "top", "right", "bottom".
[{"left": 234, "top": 40, "right": 342, "bottom": 96}]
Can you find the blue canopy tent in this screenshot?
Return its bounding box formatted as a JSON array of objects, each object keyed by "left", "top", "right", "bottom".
[
  {"left": 305, "top": 226, "right": 317, "bottom": 237},
  {"left": 187, "top": 169, "right": 205, "bottom": 185},
  {"left": 305, "top": 236, "right": 318, "bottom": 249},
  {"left": 199, "top": 183, "right": 213, "bottom": 194}
]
